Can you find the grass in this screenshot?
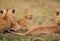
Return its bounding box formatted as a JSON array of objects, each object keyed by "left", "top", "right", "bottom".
[
  {"left": 0, "top": 0, "right": 60, "bottom": 41},
  {"left": 0, "top": 33, "right": 60, "bottom": 41}
]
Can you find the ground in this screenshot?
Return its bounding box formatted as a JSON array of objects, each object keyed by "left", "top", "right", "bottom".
[{"left": 0, "top": 0, "right": 60, "bottom": 41}]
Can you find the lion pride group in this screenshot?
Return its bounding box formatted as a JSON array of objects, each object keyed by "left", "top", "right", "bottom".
[{"left": 0, "top": 9, "right": 60, "bottom": 36}]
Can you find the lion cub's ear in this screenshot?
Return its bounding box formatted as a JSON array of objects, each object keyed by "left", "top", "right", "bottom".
[
  {"left": 0, "top": 10, "right": 3, "bottom": 14},
  {"left": 12, "top": 10, "right": 15, "bottom": 14},
  {"left": 56, "top": 12, "right": 59, "bottom": 16}
]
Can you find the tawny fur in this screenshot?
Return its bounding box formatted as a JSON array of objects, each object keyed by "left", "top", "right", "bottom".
[
  {"left": 0, "top": 9, "right": 21, "bottom": 33},
  {"left": 13, "top": 12, "right": 60, "bottom": 35},
  {"left": 17, "top": 14, "right": 32, "bottom": 30},
  {"left": 3, "top": 9, "right": 22, "bottom": 31},
  {"left": 0, "top": 9, "right": 11, "bottom": 33},
  {"left": 9, "top": 14, "right": 32, "bottom": 31},
  {"left": 0, "top": 19, "right": 11, "bottom": 33}
]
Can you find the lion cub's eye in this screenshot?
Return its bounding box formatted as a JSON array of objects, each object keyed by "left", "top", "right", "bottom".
[
  {"left": 0, "top": 10, "right": 3, "bottom": 14},
  {"left": 12, "top": 10, "right": 15, "bottom": 14},
  {"left": 56, "top": 12, "right": 59, "bottom": 16}
]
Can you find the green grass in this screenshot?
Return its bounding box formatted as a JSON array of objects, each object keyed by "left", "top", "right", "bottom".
[
  {"left": 0, "top": 0, "right": 60, "bottom": 41},
  {"left": 0, "top": 33, "right": 60, "bottom": 41}
]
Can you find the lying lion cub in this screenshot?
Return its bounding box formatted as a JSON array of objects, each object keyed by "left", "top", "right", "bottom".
[
  {"left": 17, "top": 14, "right": 33, "bottom": 30},
  {"left": 12, "top": 12, "right": 60, "bottom": 35}
]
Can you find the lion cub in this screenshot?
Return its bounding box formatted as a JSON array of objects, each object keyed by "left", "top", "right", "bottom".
[{"left": 12, "top": 12, "right": 60, "bottom": 35}]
